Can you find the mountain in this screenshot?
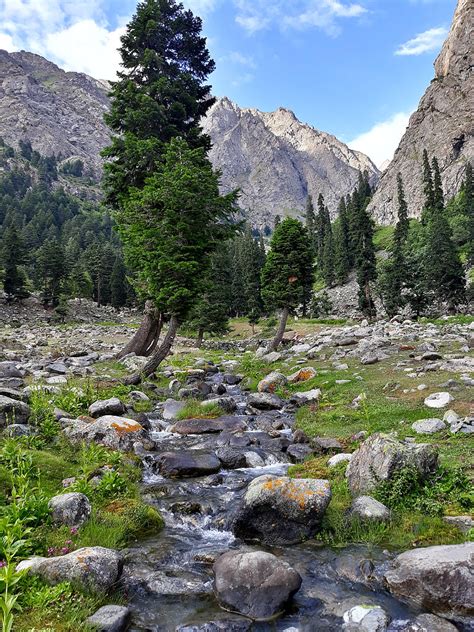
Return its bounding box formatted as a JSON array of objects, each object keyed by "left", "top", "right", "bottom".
[
  {"left": 0, "top": 50, "right": 378, "bottom": 228},
  {"left": 368, "top": 0, "right": 473, "bottom": 224},
  {"left": 202, "top": 98, "right": 379, "bottom": 229}
]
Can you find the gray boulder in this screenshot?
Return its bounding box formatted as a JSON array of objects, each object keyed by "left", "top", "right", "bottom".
[
  {"left": 158, "top": 451, "right": 221, "bottom": 478},
  {"left": 213, "top": 550, "right": 302, "bottom": 621},
  {"left": 0, "top": 395, "right": 30, "bottom": 426},
  {"left": 343, "top": 605, "right": 390, "bottom": 631},
  {"left": 384, "top": 543, "right": 474, "bottom": 623},
  {"left": 201, "top": 397, "right": 237, "bottom": 413},
  {"left": 86, "top": 605, "right": 130, "bottom": 632},
  {"left": 89, "top": 397, "right": 125, "bottom": 418},
  {"left": 401, "top": 613, "right": 459, "bottom": 632},
  {"left": 170, "top": 416, "right": 246, "bottom": 435},
  {"left": 18, "top": 547, "right": 121, "bottom": 593},
  {"left": 48, "top": 492, "right": 91, "bottom": 527},
  {"left": 248, "top": 392, "right": 283, "bottom": 410},
  {"left": 177, "top": 621, "right": 251, "bottom": 632},
  {"left": 349, "top": 496, "right": 390, "bottom": 522},
  {"left": 233, "top": 474, "right": 331, "bottom": 545},
  {"left": 64, "top": 415, "right": 147, "bottom": 452},
  {"left": 3, "top": 424, "right": 34, "bottom": 437},
  {"left": 289, "top": 388, "right": 321, "bottom": 406},
  {"left": 162, "top": 398, "right": 187, "bottom": 420},
  {"left": 411, "top": 418, "right": 446, "bottom": 434},
  {"left": 346, "top": 433, "right": 438, "bottom": 495},
  {"left": 424, "top": 392, "right": 453, "bottom": 409},
  {"left": 257, "top": 372, "right": 288, "bottom": 393},
  {"left": 0, "top": 361, "right": 22, "bottom": 378}
]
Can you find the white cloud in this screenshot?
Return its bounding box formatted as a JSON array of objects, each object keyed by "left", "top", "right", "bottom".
[
  {"left": 348, "top": 111, "right": 412, "bottom": 168},
  {"left": 184, "top": 0, "right": 221, "bottom": 14},
  {"left": 46, "top": 20, "right": 124, "bottom": 79},
  {"left": 235, "top": 0, "right": 367, "bottom": 35},
  {"left": 223, "top": 51, "right": 256, "bottom": 68},
  {"left": 395, "top": 26, "right": 447, "bottom": 56},
  {"left": 0, "top": 33, "right": 16, "bottom": 51}
]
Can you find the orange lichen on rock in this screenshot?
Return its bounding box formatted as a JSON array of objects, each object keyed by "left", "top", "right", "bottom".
[{"left": 110, "top": 419, "right": 142, "bottom": 435}]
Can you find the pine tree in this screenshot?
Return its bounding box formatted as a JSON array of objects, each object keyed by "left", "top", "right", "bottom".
[
  {"left": 354, "top": 202, "right": 377, "bottom": 319},
  {"left": 334, "top": 198, "right": 351, "bottom": 284},
  {"left": 1, "top": 224, "right": 27, "bottom": 301},
  {"left": 421, "top": 149, "right": 434, "bottom": 223},
  {"left": 305, "top": 195, "right": 317, "bottom": 256},
  {"left": 36, "top": 238, "right": 67, "bottom": 307},
  {"left": 321, "top": 218, "right": 335, "bottom": 287},
  {"left": 432, "top": 157, "right": 444, "bottom": 215},
  {"left": 111, "top": 256, "right": 129, "bottom": 308},
  {"left": 261, "top": 218, "right": 314, "bottom": 351},
  {"left": 460, "top": 162, "right": 473, "bottom": 263}
]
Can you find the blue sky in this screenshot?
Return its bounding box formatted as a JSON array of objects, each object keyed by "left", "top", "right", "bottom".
[{"left": 0, "top": 0, "right": 457, "bottom": 166}]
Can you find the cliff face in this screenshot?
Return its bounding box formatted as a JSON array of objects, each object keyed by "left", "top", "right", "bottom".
[
  {"left": 368, "top": 0, "right": 473, "bottom": 224},
  {"left": 0, "top": 50, "right": 110, "bottom": 179},
  {"left": 202, "top": 97, "right": 379, "bottom": 229}
]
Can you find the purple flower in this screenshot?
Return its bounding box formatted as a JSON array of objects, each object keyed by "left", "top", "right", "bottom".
[
  {"left": 0, "top": 560, "right": 6, "bottom": 568},
  {"left": 47, "top": 547, "right": 56, "bottom": 557},
  {"left": 70, "top": 527, "right": 78, "bottom": 535},
  {"left": 61, "top": 547, "right": 70, "bottom": 555}
]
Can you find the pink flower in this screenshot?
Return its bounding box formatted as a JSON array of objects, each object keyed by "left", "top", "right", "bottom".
[
  {"left": 70, "top": 527, "right": 78, "bottom": 535},
  {"left": 61, "top": 547, "right": 70, "bottom": 554},
  {"left": 0, "top": 560, "right": 6, "bottom": 568}
]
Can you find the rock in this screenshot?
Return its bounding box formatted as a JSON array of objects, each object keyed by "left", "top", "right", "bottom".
[
  {"left": 287, "top": 443, "right": 314, "bottom": 462},
  {"left": 158, "top": 451, "right": 221, "bottom": 478},
  {"left": 129, "top": 390, "right": 150, "bottom": 402},
  {"left": 401, "top": 613, "right": 459, "bottom": 632},
  {"left": 443, "top": 515, "right": 474, "bottom": 533},
  {"left": 88, "top": 397, "right": 125, "bottom": 418},
  {"left": 48, "top": 492, "right": 91, "bottom": 526},
  {"left": 312, "top": 436, "right": 342, "bottom": 452},
  {"left": 177, "top": 621, "right": 251, "bottom": 632},
  {"left": 349, "top": 496, "right": 390, "bottom": 522},
  {"left": 261, "top": 351, "right": 282, "bottom": 364},
  {"left": 3, "top": 423, "right": 34, "bottom": 437},
  {"left": 213, "top": 550, "right": 302, "bottom": 621},
  {"left": 162, "top": 398, "right": 187, "bottom": 420},
  {"left": 424, "top": 392, "right": 453, "bottom": 409},
  {"left": 47, "top": 361, "right": 68, "bottom": 374},
  {"left": 233, "top": 475, "right": 331, "bottom": 545},
  {"left": 421, "top": 352, "right": 443, "bottom": 361},
  {"left": 0, "top": 395, "right": 30, "bottom": 426},
  {"left": 361, "top": 353, "right": 381, "bottom": 365},
  {"left": 64, "top": 415, "right": 146, "bottom": 452},
  {"left": 287, "top": 367, "right": 317, "bottom": 383},
  {"left": 328, "top": 453, "right": 352, "bottom": 468},
  {"left": 223, "top": 373, "right": 242, "bottom": 385},
  {"left": 170, "top": 416, "right": 246, "bottom": 435},
  {"left": 347, "top": 433, "right": 438, "bottom": 495},
  {"left": 0, "top": 387, "right": 28, "bottom": 401},
  {"left": 343, "top": 605, "right": 390, "bottom": 631},
  {"left": 247, "top": 392, "right": 283, "bottom": 410},
  {"left": 384, "top": 543, "right": 474, "bottom": 623},
  {"left": 0, "top": 361, "right": 22, "bottom": 378},
  {"left": 18, "top": 547, "right": 121, "bottom": 593},
  {"left": 411, "top": 418, "right": 446, "bottom": 434},
  {"left": 85, "top": 605, "right": 130, "bottom": 632},
  {"left": 201, "top": 397, "right": 237, "bottom": 413},
  {"left": 289, "top": 388, "right": 321, "bottom": 405},
  {"left": 216, "top": 447, "right": 248, "bottom": 469},
  {"left": 257, "top": 371, "right": 287, "bottom": 393}
]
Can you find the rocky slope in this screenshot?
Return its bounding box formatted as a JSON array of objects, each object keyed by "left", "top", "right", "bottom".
[
  {"left": 202, "top": 98, "right": 379, "bottom": 229},
  {"left": 0, "top": 50, "right": 378, "bottom": 227},
  {"left": 368, "top": 0, "right": 473, "bottom": 224}
]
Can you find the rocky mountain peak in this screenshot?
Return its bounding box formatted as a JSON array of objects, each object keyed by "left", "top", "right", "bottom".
[{"left": 367, "top": 0, "right": 473, "bottom": 224}]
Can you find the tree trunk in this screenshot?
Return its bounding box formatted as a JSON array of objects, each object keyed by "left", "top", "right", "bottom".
[
  {"left": 196, "top": 328, "right": 205, "bottom": 349},
  {"left": 116, "top": 301, "right": 161, "bottom": 359},
  {"left": 123, "top": 314, "right": 179, "bottom": 385},
  {"left": 269, "top": 307, "right": 289, "bottom": 352}
]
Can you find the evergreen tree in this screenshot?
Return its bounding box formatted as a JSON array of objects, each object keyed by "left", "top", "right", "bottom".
[
  {"left": 334, "top": 197, "right": 351, "bottom": 284},
  {"left": 36, "top": 238, "right": 67, "bottom": 307},
  {"left": 354, "top": 202, "right": 377, "bottom": 319},
  {"left": 432, "top": 157, "right": 444, "bottom": 214},
  {"left": 261, "top": 218, "right": 314, "bottom": 351},
  {"left": 460, "top": 162, "right": 473, "bottom": 263},
  {"left": 111, "top": 256, "right": 129, "bottom": 308},
  {"left": 321, "top": 218, "right": 335, "bottom": 287},
  {"left": 421, "top": 149, "right": 434, "bottom": 223},
  {"left": 305, "top": 195, "right": 317, "bottom": 256},
  {"left": 1, "top": 224, "right": 27, "bottom": 301}
]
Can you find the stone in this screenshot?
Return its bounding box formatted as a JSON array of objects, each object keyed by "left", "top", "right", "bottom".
[
  {"left": 223, "top": 373, "right": 242, "bottom": 385},
  {"left": 162, "top": 398, "right": 187, "bottom": 421},
  {"left": 201, "top": 397, "right": 237, "bottom": 413},
  {"left": 0, "top": 361, "right": 22, "bottom": 378},
  {"left": 401, "top": 613, "right": 459, "bottom": 632},
  {"left": 47, "top": 361, "right": 68, "bottom": 374},
  {"left": 216, "top": 447, "right": 248, "bottom": 469},
  {"left": 177, "top": 622, "right": 251, "bottom": 632},
  {"left": 170, "top": 416, "right": 246, "bottom": 435},
  {"left": 443, "top": 409, "right": 460, "bottom": 424},
  {"left": 343, "top": 605, "right": 389, "bottom": 631},
  {"left": 18, "top": 547, "right": 121, "bottom": 593},
  {"left": 64, "top": 415, "right": 146, "bottom": 452},
  {"left": 247, "top": 392, "right": 283, "bottom": 410},
  {"left": 286, "top": 443, "right": 314, "bottom": 462},
  {"left": 443, "top": 515, "right": 474, "bottom": 533},
  {"left": 287, "top": 366, "right": 317, "bottom": 383},
  {"left": 289, "top": 388, "right": 321, "bottom": 405},
  {"left": 312, "top": 436, "right": 342, "bottom": 452},
  {"left": 158, "top": 451, "right": 221, "bottom": 478},
  {"left": 0, "top": 387, "right": 28, "bottom": 401},
  {"left": 213, "top": 550, "right": 302, "bottom": 621},
  {"left": 48, "top": 492, "right": 91, "bottom": 526},
  {"left": 86, "top": 605, "right": 130, "bottom": 632},
  {"left": 411, "top": 418, "right": 446, "bottom": 434},
  {"left": 349, "top": 496, "right": 390, "bottom": 522},
  {"left": 233, "top": 475, "right": 331, "bottom": 545},
  {"left": 88, "top": 397, "right": 125, "bottom": 418},
  {"left": 384, "top": 543, "right": 474, "bottom": 623},
  {"left": 0, "top": 395, "right": 30, "bottom": 426},
  {"left": 360, "top": 353, "right": 381, "bottom": 365},
  {"left": 424, "top": 392, "right": 453, "bottom": 409},
  {"left": 347, "top": 433, "right": 438, "bottom": 495},
  {"left": 3, "top": 423, "right": 33, "bottom": 437},
  {"left": 257, "top": 372, "right": 288, "bottom": 393},
  {"left": 261, "top": 352, "right": 282, "bottom": 364},
  {"left": 328, "top": 453, "right": 352, "bottom": 468},
  {"left": 129, "top": 390, "right": 150, "bottom": 402}
]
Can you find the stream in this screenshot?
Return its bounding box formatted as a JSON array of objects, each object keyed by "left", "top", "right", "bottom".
[{"left": 121, "top": 369, "right": 428, "bottom": 631}]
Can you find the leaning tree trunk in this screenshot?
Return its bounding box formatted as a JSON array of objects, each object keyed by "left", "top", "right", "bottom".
[
  {"left": 196, "top": 328, "right": 204, "bottom": 349},
  {"left": 117, "top": 301, "right": 162, "bottom": 359},
  {"left": 269, "top": 306, "right": 289, "bottom": 352},
  {"left": 123, "top": 314, "right": 179, "bottom": 385}
]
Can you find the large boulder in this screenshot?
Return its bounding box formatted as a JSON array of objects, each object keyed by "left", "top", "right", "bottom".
[
  {"left": 401, "top": 614, "right": 459, "bottom": 632},
  {"left": 158, "top": 451, "right": 221, "bottom": 478},
  {"left": 247, "top": 393, "right": 283, "bottom": 410},
  {"left": 89, "top": 397, "right": 125, "bottom": 418},
  {"left": 287, "top": 366, "right": 317, "bottom": 383},
  {"left": 424, "top": 392, "right": 453, "bottom": 409},
  {"left": 349, "top": 496, "right": 390, "bottom": 523},
  {"left": 0, "top": 395, "right": 30, "bottom": 426},
  {"left": 48, "top": 492, "right": 91, "bottom": 527},
  {"left": 0, "top": 361, "right": 23, "bottom": 379},
  {"left": 411, "top": 418, "right": 446, "bottom": 434},
  {"left": 257, "top": 372, "right": 287, "bottom": 393},
  {"left": 233, "top": 475, "right": 331, "bottom": 545},
  {"left": 346, "top": 434, "right": 438, "bottom": 495},
  {"left": 343, "top": 605, "right": 390, "bottom": 631},
  {"left": 384, "top": 543, "right": 474, "bottom": 623},
  {"left": 64, "top": 415, "right": 147, "bottom": 452},
  {"left": 86, "top": 605, "right": 130, "bottom": 632},
  {"left": 213, "top": 550, "right": 302, "bottom": 621},
  {"left": 170, "top": 416, "right": 246, "bottom": 435},
  {"left": 18, "top": 547, "right": 122, "bottom": 593}
]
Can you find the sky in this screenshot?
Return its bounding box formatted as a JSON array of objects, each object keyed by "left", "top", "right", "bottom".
[{"left": 0, "top": 0, "right": 457, "bottom": 168}]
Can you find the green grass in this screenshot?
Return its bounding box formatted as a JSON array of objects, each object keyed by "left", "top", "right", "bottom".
[
  {"left": 174, "top": 398, "right": 223, "bottom": 420},
  {"left": 373, "top": 224, "right": 395, "bottom": 251},
  {"left": 419, "top": 314, "right": 474, "bottom": 326}
]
